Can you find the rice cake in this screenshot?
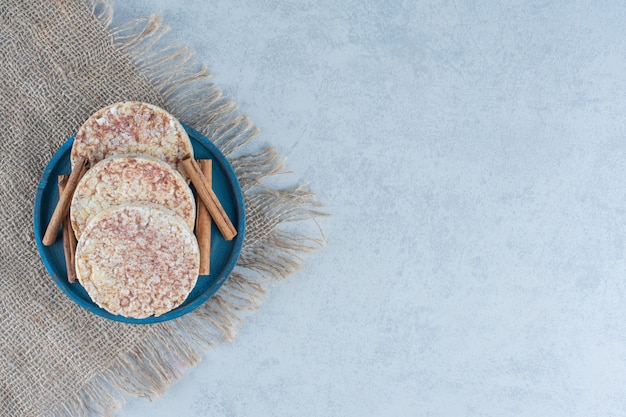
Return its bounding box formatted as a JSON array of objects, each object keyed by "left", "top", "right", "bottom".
[
  {"left": 71, "top": 101, "right": 193, "bottom": 179},
  {"left": 75, "top": 204, "right": 200, "bottom": 318},
  {"left": 70, "top": 154, "right": 195, "bottom": 240}
]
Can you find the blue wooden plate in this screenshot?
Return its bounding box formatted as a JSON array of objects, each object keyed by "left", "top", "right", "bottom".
[{"left": 33, "top": 125, "right": 245, "bottom": 324}]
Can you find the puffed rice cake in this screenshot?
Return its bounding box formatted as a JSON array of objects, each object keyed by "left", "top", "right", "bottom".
[
  {"left": 75, "top": 204, "right": 200, "bottom": 318},
  {"left": 70, "top": 154, "right": 195, "bottom": 240},
  {"left": 70, "top": 101, "right": 193, "bottom": 179}
]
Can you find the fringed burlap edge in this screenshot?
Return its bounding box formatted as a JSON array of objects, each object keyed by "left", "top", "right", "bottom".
[{"left": 48, "top": 2, "right": 326, "bottom": 416}]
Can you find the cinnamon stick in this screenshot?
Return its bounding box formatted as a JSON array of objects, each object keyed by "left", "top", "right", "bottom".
[
  {"left": 182, "top": 154, "right": 237, "bottom": 241},
  {"left": 195, "top": 159, "right": 212, "bottom": 275},
  {"left": 42, "top": 157, "right": 88, "bottom": 246},
  {"left": 58, "top": 175, "right": 77, "bottom": 283}
]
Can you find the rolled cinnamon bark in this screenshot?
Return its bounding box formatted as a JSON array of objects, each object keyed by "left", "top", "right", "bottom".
[
  {"left": 58, "top": 175, "right": 77, "bottom": 283},
  {"left": 195, "top": 159, "right": 212, "bottom": 275},
  {"left": 182, "top": 154, "right": 236, "bottom": 241},
  {"left": 42, "top": 157, "right": 88, "bottom": 246}
]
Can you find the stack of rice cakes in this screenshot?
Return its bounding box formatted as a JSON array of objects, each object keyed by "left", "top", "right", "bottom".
[{"left": 70, "top": 102, "right": 200, "bottom": 319}]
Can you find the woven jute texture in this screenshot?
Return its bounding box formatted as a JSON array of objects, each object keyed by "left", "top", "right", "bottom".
[{"left": 0, "top": 1, "right": 323, "bottom": 416}]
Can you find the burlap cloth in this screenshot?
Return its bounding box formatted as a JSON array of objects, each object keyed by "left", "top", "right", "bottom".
[{"left": 0, "top": 1, "right": 323, "bottom": 416}]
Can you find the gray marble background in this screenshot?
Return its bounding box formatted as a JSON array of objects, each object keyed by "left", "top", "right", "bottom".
[{"left": 113, "top": 1, "right": 626, "bottom": 416}]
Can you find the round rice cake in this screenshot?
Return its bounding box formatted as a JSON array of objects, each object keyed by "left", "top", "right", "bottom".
[
  {"left": 75, "top": 204, "right": 200, "bottom": 319},
  {"left": 71, "top": 101, "right": 192, "bottom": 179},
  {"left": 70, "top": 154, "right": 195, "bottom": 240}
]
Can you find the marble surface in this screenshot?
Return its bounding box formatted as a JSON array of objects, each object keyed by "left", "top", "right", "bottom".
[{"left": 112, "top": 1, "right": 626, "bottom": 416}]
